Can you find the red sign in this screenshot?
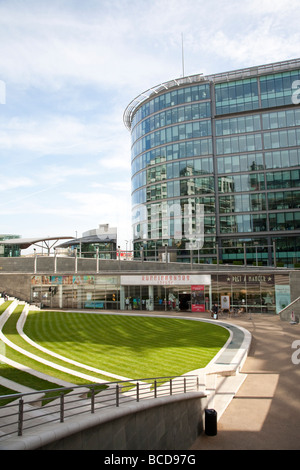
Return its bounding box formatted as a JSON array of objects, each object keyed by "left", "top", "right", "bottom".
[
  {"left": 192, "top": 304, "right": 205, "bottom": 312},
  {"left": 191, "top": 285, "right": 205, "bottom": 312}
]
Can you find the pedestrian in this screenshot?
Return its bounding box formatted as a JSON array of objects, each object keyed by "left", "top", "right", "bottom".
[{"left": 212, "top": 303, "right": 218, "bottom": 319}]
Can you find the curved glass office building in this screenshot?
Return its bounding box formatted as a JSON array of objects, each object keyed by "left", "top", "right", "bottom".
[{"left": 124, "top": 58, "right": 300, "bottom": 267}]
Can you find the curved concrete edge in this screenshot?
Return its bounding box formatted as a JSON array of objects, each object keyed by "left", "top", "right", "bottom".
[
  {"left": 0, "top": 391, "right": 207, "bottom": 451},
  {"left": 180, "top": 317, "right": 252, "bottom": 376},
  {"left": 181, "top": 318, "right": 252, "bottom": 420},
  {"left": 209, "top": 320, "right": 252, "bottom": 373},
  {"left": 204, "top": 321, "right": 251, "bottom": 419}
]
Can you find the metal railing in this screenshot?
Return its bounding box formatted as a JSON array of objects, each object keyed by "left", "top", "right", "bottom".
[{"left": 0, "top": 375, "right": 200, "bottom": 440}]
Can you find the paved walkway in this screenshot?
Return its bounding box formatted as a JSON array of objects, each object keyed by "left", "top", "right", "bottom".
[
  {"left": 189, "top": 312, "right": 300, "bottom": 450},
  {"left": 116, "top": 309, "right": 300, "bottom": 450}
]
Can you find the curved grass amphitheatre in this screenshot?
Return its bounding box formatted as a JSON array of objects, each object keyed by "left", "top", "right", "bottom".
[{"left": 0, "top": 300, "right": 230, "bottom": 397}]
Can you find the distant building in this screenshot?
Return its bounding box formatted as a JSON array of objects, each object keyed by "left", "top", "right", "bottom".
[
  {"left": 0, "top": 234, "right": 21, "bottom": 257},
  {"left": 57, "top": 224, "right": 117, "bottom": 259}
]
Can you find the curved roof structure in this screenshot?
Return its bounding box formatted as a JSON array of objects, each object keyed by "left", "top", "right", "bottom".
[
  {"left": 57, "top": 233, "right": 116, "bottom": 248},
  {"left": 0, "top": 236, "right": 74, "bottom": 250},
  {"left": 123, "top": 58, "right": 300, "bottom": 130}
]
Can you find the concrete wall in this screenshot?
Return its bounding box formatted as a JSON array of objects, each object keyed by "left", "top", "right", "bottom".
[
  {"left": 1, "top": 255, "right": 297, "bottom": 274},
  {"left": 289, "top": 271, "right": 300, "bottom": 301},
  {"left": 2, "top": 392, "right": 207, "bottom": 451},
  {"left": 0, "top": 273, "right": 31, "bottom": 302},
  {"left": 40, "top": 393, "right": 207, "bottom": 451},
  {"left": 279, "top": 270, "right": 300, "bottom": 323},
  {"left": 280, "top": 297, "right": 300, "bottom": 323}
]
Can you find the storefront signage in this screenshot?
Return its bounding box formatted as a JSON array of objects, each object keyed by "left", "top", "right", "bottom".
[
  {"left": 217, "top": 274, "right": 274, "bottom": 284},
  {"left": 121, "top": 274, "right": 211, "bottom": 286},
  {"left": 31, "top": 275, "right": 117, "bottom": 285},
  {"left": 221, "top": 295, "right": 230, "bottom": 310},
  {"left": 191, "top": 285, "right": 205, "bottom": 312}
]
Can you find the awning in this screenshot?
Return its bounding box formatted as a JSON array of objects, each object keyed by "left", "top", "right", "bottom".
[{"left": 0, "top": 236, "right": 74, "bottom": 250}]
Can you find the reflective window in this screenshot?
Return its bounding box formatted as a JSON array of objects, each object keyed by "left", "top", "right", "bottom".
[
  {"left": 220, "top": 214, "right": 267, "bottom": 233},
  {"left": 262, "top": 108, "right": 300, "bottom": 130},
  {"left": 269, "top": 211, "right": 300, "bottom": 231},
  {"left": 132, "top": 83, "right": 210, "bottom": 127},
  {"left": 265, "top": 149, "right": 300, "bottom": 169},
  {"left": 142, "top": 176, "right": 215, "bottom": 203},
  {"left": 219, "top": 193, "right": 266, "bottom": 213},
  {"left": 218, "top": 173, "right": 265, "bottom": 193},
  {"left": 268, "top": 191, "right": 300, "bottom": 210},
  {"left": 216, "top": 134, "right": 262, "bottom": 155},
  {"left": 215, "top": 78, "right": 259, "bottom": 115},
  {"left": 132, "top": 102, "right": 211, "bottom": 141},
  {"left": 132, "top": 120, "right": 211, "bottom": 158},
  {"left": 266, "top": 169, "right": 300, "bottom": 189},
  {"left": 132, "top": 158, "right": 214, "bottom": 192},
  {"left": 215, "top": 115, "right": 261, "bottom": 136},
  {"left": 132, "top": 187, "right": 146, "bottom": 206},
  {"left": 132, "top": 139, "right": 213, "bottom": 172},
  {"left": 217, "top": 153, "right": 264, "bottom": 174},
  {"left": 260, "top": 70, "right": 300, "bottom": 108},
  {"left": 263, "top": 129, "right": 300, "bottom": 149}
]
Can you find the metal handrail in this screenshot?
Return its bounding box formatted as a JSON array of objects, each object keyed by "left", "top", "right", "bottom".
[{"left": 0, "top": 375, "right": 200, "bottom": 440}]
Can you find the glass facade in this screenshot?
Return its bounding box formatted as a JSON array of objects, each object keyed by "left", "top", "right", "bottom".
[
  {"left": 31, "top": 272, "right": 290, "bottom": 314},
  {"left": 125, "top": 59, "right": 300, "bottom": 267},
  {"left": 0, "top": 235, "right": 21, "bottom": 257}
]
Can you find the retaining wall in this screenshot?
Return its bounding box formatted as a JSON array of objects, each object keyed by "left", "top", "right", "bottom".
[
  {"left": 2, "top": 392, "right": 207, "bottom": 451},
  {"left": 279, "top": 296, "right": 300, "bottom": 323}
]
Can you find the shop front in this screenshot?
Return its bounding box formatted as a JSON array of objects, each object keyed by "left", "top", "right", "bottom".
[
  {"left": 120, "top": 274, "right": 211, "bottom": 312},
  {"left": 31, "top": 275, "right": 120, "bottom": 310},
  {"left": 211, "top": 273, "right": 290, "bottom": 314},
  {"left": 30, "top": 270, "right": 290, "bottom": 315}
]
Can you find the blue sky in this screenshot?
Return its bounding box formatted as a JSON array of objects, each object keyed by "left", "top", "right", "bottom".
[{"left": 0, "top": 0, "right": 299, "bottom": 253}]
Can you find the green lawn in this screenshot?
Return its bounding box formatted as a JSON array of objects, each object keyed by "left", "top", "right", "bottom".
[
  {"left": 23, "top": 311, "right": 230, "bottom": 378},
  {"left": 1, "top": 307, "right": 115, "bottom": 384}
]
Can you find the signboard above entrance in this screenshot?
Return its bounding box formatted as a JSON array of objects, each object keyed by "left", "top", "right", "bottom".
[
  {"left": 216, "top": 274, "right": 274, "bottom": 284},
  {"left": 120, "top": 274, "right": 211, "bottom": 286}
]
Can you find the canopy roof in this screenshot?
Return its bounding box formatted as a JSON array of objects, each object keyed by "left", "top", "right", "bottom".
[
  {"left": 57, "top": 233, "right": 117, "bottom": 248},
  {"left": 0, "top": 236, "right": 74, "bottom": 250}
]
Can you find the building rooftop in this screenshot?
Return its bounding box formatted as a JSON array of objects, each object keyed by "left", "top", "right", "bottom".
[
  {"left": 123, "top": 57, "right": 300, "bottom": 130},
  {"left": 0, "top": 236, "right": 74, "bottom": 250}
]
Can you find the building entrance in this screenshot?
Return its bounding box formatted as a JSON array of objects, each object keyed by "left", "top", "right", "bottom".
[
  {"left": 179, "top": 293, "right": 190, "bottom": 311},
  {"left": 120, "top": 274, "right": 211, "bottom": 311}
]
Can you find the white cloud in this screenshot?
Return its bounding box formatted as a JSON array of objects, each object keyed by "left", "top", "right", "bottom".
[
  {"left": 0, "top": 115, "right": 101, "bottom": 154},
  {"left": 62, "top": 189, "right": 132, "bottom": 243},
  {"left": 0, "top": 0, "right": 299, "bottom": 249},
  {"left": 0, "top": 177, "right": 33, "bottom": 192}
]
